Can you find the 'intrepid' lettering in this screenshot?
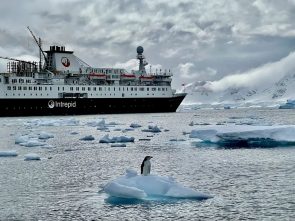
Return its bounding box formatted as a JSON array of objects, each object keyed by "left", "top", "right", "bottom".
[{"left": 48, "top": 100, "right": 77, "bottom": 109}]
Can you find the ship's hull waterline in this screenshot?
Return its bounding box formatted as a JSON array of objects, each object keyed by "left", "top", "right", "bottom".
[{"left": 0, "top": 95, "right": 186, "bottom": 117}]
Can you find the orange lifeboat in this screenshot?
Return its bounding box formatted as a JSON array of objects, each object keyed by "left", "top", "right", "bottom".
[
  {"left": 139, "top": 75, "right": 154, "bottom": 81},
  {"left": 88, "top": 72, "right": 107, "bottom": 80}
]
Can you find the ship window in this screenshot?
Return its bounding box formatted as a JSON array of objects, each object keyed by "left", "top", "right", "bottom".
[
  {"left": 147, "top": 88, "right": 149, "bottom": 91},
  {"left": 114, "top": 87, "right": 115, "bottom": 91},
  {"left": 58, "top": 87, "right": 60, "bottom": 91},
  {"left": 158, "top": 88, "right": 161, "bottom": 91},
  {"left": 70, "top": 87, "right": 73, "bottom": 91},
  {"left": 13, "top": 86, "right": 16, "bottom": 90},
  {"left": 45, "top": 87, "right": 47, "bottom": 91},
  {"left": 88, "top": 87, "right": 91, "bottom": 91},
  {"left": 162, "top": 88, "right": 165, "bottom": 91},
  {"left": 29, "top": 87, "right": 32, "bottom": 90},
  {"left": 23, "top": 86, "right": 27, "bottom": 90},
  {"left": 127, "top": 87, "right": 128, "bottom": 91},
  {"left": 50, "top": 87, "right": 52, "bottom": 91},
  {"left": 62, "top": 87, "right": 64, "bottom": 91},
  {"left": 99, "top": 87, "right": 102, "bottom": 91},
  {"left": 166, "top": 88, "right": 167, "bottom": 91},
  {"left": 134, "top": 87, "right": 137, "bottom": 91},
  {"left": 0, "top": 78, "right": 1, "bottom": 82},
  {"left": 18, "top": 86, "right": 22, "bottom": 90},
  {"left": 139, "top": 87, "right": 144, "bottom": 91},
  {"left": 82, "top": 87, "right": 85, "bottom": 91},
  {"left": 7, "top": 86, "right": 11, "bottom": 90},
  {"left": 93, "top": 87, "right": 96, "bottom": 91},
  {"left": 39, "top": 87, "right": 42, "bottom": 91},
  {"left": 119, "top": 87, "right": 121, "bottom": 91},
  {"left": 152, "top": 88, "right": 156, "bottom": 91}
]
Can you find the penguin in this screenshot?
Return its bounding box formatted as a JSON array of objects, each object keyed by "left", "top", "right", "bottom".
[{"left": 141, "top": 156, "right": 153, "bottom": 176}]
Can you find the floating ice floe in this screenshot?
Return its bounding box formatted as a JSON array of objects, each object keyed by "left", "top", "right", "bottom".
[
  {"left": 25, "top": 118, "right": 79, "bottom": 127},
  {"left": 189, "top": 125, "right": 295, "bottom": 147},
  {"left": 99, "top": 134, "right": 134, "bottom": 143},
  {"left": 38, "top": 131, "right": 54, "bottom": 140},
  {"left": 111, "top": 144, "right": 127, "bottom": 147},
  {"left": 279, "top": 99, "right": 295, "bottom": 109},
  {"left": 24, "top": 153, "right": 41, "bottom": 161},
  {"left": 104, "top": 169, "right": 211, "bottom": 200},
  {"left": 80, "top": 135, "right": 95, "bottom": 141},
  {"left": 142, "top": 125, "right": 161, "bottom": 133},
  {"left": 169, "top": 138, "right": 186, "bottom": 142},
  {"left": 0, "top": 150, "right": 18, "bottom": 157},
  {"left": 130, "top": 123, "right": 142, "bottom": 128}
]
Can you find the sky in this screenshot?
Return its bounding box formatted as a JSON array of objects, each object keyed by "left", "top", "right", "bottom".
[{"left": 1, "top": 0, "right": 295, "bottom": 90}]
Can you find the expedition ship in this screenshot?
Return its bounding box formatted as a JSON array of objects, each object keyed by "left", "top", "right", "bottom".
[{"left": 0, "top": 28, "right": 186, "bottom": 117}]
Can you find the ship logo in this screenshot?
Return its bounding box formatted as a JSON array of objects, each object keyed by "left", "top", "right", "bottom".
[
  {"left": 61, "top": 57, "right": 70, "bottom": 67},
  {"left": 48, "top": 100, "right": 55, "bottom": 108}
]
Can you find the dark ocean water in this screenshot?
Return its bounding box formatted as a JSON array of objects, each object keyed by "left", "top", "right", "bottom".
[{"left": 0, "top": 108, "right": 294, "bottom": 220}]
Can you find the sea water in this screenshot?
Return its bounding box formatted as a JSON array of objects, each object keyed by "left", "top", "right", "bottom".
[{"left": 0, "top": 108, "right": 294, "bottom": 220}]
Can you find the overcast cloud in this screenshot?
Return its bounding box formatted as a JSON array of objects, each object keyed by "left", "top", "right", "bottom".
[{"left": 1, "top": 0, "right": 295, "bottom": 90}]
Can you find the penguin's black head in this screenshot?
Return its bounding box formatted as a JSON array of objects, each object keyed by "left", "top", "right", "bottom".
[{"left": 144, "top": 156, "right": 153, "bottom": 161}]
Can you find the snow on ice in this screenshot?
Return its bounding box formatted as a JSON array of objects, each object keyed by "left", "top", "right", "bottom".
[
  {"left": 104, "top": 169, "right": 211, "bottom": 200},
  {"left": 189, "top": 125, "right": 295, "bottom": 147}
]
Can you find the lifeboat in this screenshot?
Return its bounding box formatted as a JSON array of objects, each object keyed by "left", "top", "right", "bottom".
[
  {"left": 139, "top": 75, "right": 154, "bottom": 81},
  {"left": 121, "top": 73, "right": 136, "bottom": 80},
  {"left": 88, "top": 72, "right": 106, "bottom": 80}
]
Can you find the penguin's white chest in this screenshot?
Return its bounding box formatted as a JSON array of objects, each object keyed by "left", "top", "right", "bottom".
[{"left": 142, "top": 160, "right": 151, "bottom": 176}]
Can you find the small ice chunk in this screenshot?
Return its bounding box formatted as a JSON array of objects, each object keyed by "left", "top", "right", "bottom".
[
  {"left": 130, "top": 123, "right": 142, "bottom": 128},
  {"left": 38, "top": 131, "right": 54, "bottom": 140},
  {"left": 15, "top": 135, "right": 29, "bottom": 144},
  {"left": 99, "top": 134, "right": 134, "bottom": 143},
  {"left": 20, "top": 139, "right": 46, "bottom": 147},
  {"left": 142, "top": 125, "right": 161, "bottom": 133},
  {"left": 0, "top": 150, "right": 18, "bottom": 157},
  {"left": 111, "top": 144, "right": 127, "bottom": 147},
  {"left": 24, "top": 153, "right": 41, "bottom": 161},
  {"left": 80, "top": 135, "right": 95, "bottom": 141}
]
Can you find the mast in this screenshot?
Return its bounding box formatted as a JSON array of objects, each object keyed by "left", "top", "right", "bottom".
[{"left": 27, "top": 26, "right": 48, "bottom": 67}]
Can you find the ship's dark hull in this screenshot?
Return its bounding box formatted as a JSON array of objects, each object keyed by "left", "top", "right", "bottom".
[{"left": 0, "top": 95, "right": 186, "bottom": 117}]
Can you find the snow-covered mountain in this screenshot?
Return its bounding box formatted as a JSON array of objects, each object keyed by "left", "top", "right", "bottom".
[
  {"left": 181, "top": 52, "right": 295, "bottom": 107},
  {"left": 183, "top": 71, "right": 295, "bottom": 107}
]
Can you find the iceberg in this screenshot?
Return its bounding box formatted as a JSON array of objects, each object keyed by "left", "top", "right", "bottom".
[
  {"left": 189, "top": 125, "right": 295, "bottom": 147},
  {"left": 0, "top": 150, "right": 18, "bottom": 157},
  {"left": 103, "top": 169, "right": 211, "bottom": 200},
  {"left": 279, "top": 99, "right": 295, "bottom": 109},
  {"left": 99, "top": 134, "right": 134, "bottom": 143}
]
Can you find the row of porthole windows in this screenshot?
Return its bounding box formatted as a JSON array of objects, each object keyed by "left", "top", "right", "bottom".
[
  {"left": 4, "top": 92, "right": 162, "bottom": 97},
  {"left": 7, "top": 86, "right": 168, "bottom": 92}
]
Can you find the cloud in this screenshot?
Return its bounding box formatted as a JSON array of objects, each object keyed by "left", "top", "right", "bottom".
[{"left": 1, "top": 0, "right": 295, "bottom": 91}]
